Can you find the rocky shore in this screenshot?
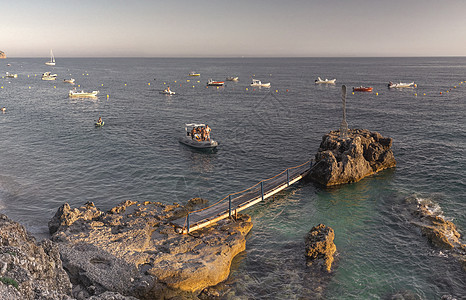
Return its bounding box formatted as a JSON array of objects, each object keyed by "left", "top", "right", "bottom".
[
  {"left": 308, "top": 129, "right": 396, "bottom": 186},
  {"left": 1, "top": 199, "right": 253, "bottom": 299}
]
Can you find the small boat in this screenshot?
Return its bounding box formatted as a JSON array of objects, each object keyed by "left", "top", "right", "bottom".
[
  {"left": 189, "top": 71, "right": 200, "bottom": 76},
  {"left": 95, "top": 121, "right": 105, "bottom": 127},
  {"left": 250, "top": 78, "right": 271, "bottom": 88},
  {"left": 315, "top": 77, "right": 336, "bottom": 84},
  {"left": 69, "top": 89, "right": 100, "bottom": 98},
  {"left": 226, "top": 76, "right": 239, "bottom": 81},
  {"left": 45, "top": 49, "right": 56, "bottom": 66},
  {"left": 179, "top": 123, "right": 218, "bottom": 150},
  {"left": 206, "top": 79, "right": 225, "bottom": 86},
  {"left": 63, "top": 78, "right": 75, "bottom": 84},
  {"left": 1, "top": 107, "right": 6, "bottom": 113},
  {"left": 5, "top": 72, "right": 17, "bottom": 78},
  {"left": 353, "top": 86, "right": 373, "bottom": 92},
  {"left": 161, "top": 88, "right": 176, "bottom": 95},
  {"left": 41, "top": 72, "right": 57, "bottom": 80},
  {"left": 388, "top": 81, "right": 416, "bottom": 88}
]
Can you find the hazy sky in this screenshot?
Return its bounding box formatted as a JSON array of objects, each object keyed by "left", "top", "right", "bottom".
[{"left": 2, "top": 0, "right": 466, "bottom": 57}]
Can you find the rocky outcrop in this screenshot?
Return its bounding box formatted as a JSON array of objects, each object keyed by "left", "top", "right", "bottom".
[
  {"left": 0, "top": 214, "right": 72, "bottom": 300},
  {"left": 406, "top": 196, "right": 466, "bottom": 271},
  {"left": 308, "top": 129, "right": 396, "bottom": 186},
  {"left": 0, "top": 51, "right": 5, "bottom": 59},
  {"left": 49, "top": 200, "right": 253, "bottom": 299},
  {"left": 304, "top": 224, "right": 336, "bottom": 272}
]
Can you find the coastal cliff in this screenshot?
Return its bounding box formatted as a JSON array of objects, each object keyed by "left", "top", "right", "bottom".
[
  {"left": 308, "top": 129, "right": 396, "bottom": 186},
  {"left": 49, "top": 200, "right": 252, "bottom": 299},
  {"left": 0, "top": 51, "right": 5, "bottom": 59}
]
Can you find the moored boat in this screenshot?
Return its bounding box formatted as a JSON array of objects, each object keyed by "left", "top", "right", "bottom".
[
  {"left": 161, "top": 88, "right": 176, "bottom": 95},
  {"left": 5, "top": 72, "right": 17, "bottom": 78},
  {"left": 315, "top": 77, "right": 336, "bottom": 84},
  {"left": 226, "top": 76, "right": 239, "bottom": 81},
  {"left": 250, "top": 78, "right": 271, "bottom": 87},
  {"left": 45, "top": 49, "right": 56, "bottom": 66},
  {"left": 388, "top": 81, "right": 416, "bottom": 88},
  {"left": 353, "top": 86, "right": 373, "bottom": 92},
  {"left": 189, "top": 71, "right": 200, "bottom": 76},
  {"left": 179, "top": 123, "right": 218, "bottom": 150},
  {"left": 63, "top": 78, "right": 75, "bottom": 84},
  {"left": 69, "top": 89, "right": 99, "bottom": 98},
  {"left": 206, "top": 79, "right": 225, "bottom": 86},
  {"left": 41, "top": 72, "right": 57, "bottom": 80}
]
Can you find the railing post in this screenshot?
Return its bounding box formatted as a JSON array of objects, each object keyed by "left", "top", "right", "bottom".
[
  {"left": 287, "top": 169, "right": 290, "bottom": 186},
  {"left": 261, "top": 181, "right": 264, "bottom": 201},
  {"left": 229, "top": 195, "right": 232, "bottom": 217},
  {"left": 186, "top": 213, "right": 190, "bottom": 234}
]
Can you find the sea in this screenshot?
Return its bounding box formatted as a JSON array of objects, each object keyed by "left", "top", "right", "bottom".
[{"left": 0, "top": 57, "right": 464, "bottom": 299}]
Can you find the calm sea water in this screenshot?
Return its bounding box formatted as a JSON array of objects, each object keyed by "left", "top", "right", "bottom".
[{"left": 0, "top": 57, "right": 465, "bottom": 299}]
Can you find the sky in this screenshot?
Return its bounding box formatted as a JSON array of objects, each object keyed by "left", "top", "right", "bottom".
[{"left": 2, "top": 0, "right": 466, "bottom": 57}]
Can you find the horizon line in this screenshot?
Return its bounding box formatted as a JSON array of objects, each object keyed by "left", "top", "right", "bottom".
[{"left": 3, "top": 55, "right": 466, "bottom": 59}]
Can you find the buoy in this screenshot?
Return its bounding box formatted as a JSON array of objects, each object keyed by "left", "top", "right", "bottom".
[
  {"left": 217, "top": 86, "right": 219, "bottom": 89},
  {"left": 414, "top": 93, "right": 417, "bottom": 96},
  {"left": 78, "top": 85, "right": 80, "bottom": 87},
  {"left": 102, "top": 84, "right": 104, "bottom": 86},
  {"left": 197, "top": 81, "right": 200, "bottom": 83},
  {"left": 28, "top": 75, "right": 29, "bottom": 78},
  {"left": 376, "top": 92, "right": 378, "bottom": 96},
  {"left": 148, "top": 83, "right": 150, "bottom": 85},
  {"left": 440, "top": 92, "right": 442, "bottom": 94},
  {"left": 454, "top": 86, "right": 456, "bottom": 88},
  {"left": 1, "top": 86, "right": 3, "bottom": 89},
  {"left": 192, "top": 85, "right": 195, "bottom": 88},
  {"left": 187, "top": 80, "right": 190, "bottom": 82},
  {"left": 352, "top": 92, "right": 354, "bottom": 95},
  {"left": 246, "top": 88, "right": 248, "bottom": 91},
  {"left": 124, "top": 83, "right": 127, "bottom": 86},
  {"left": 107, "top": 94, "right": 109, "bottom": 98},
  {"left": 174, "top": 80, "right": 177, "bottom": 83},
  {"left": 86, "top": 74, "right": 89, "bottom": 76},
  {"left": 29, "top": 86, "right": 31, "bottom": 89},
  {"left": 164, "top": 82, "right": 166, "bottom": 85},
  {"left": 286, "top": 89, "right": 289, "bottom": 92},
  {"left": 275, "top": 90, "right": 278, "bottom": 93},
  {"left": 423, "top": 93, "right": 426, "bottom": 96},
  {"left": 54, "top": 86, "right": 56, "bottom": 88},
  {"left": 82, "top": 74, "right": 85, "bottom": 76}
]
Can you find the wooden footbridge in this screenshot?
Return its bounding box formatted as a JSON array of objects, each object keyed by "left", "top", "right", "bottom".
[{"left": 172, "top": 160, "right": 314, "bottom": 234}]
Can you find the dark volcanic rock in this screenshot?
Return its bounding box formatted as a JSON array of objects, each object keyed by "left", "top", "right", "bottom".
[
  {"left": 304, "top": 224, "right": 337, "bottom": 272},
  {"left": 49, "top": 200, "right": 253, "bottom": 299},
  {"left": 308, "top": 129, "right": 396, "bottom": 186},
  {"left": 0, "top": 214, "right": 72, "bottom": 300}
]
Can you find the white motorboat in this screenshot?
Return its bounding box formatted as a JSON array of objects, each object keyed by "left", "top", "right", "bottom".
[
  {"left": 161, "top": 88, "right": 176, "bottom": 95},
  {"left": 388, "top": 81, "right": 416, "bottom": 88},
  {"left": 45, "top": 49, "right": 55, "bottom": 66},
  {"left": 315, "top": 77, "right": 336, "bottom": 84},
  {"left": 5, "top": 72, "right": 17, "bottom": 78},
  {"left": 69, "top": 89, "right": 99, "bottom": 98},
  {"left": 63, "top": 78, "right": 75, "bottom": 84},
  {"left": 250, "top": 78, "right": 271, "bottom": 88},
  {"left": 179, "top": 123, "right": 218, "bottom": 150},
  {"left": 206, "top": 79, "right": 225, "bottom": 86},
  {"left": 188, "top": 71, "right": 200, "bottom": 76},
  {"left": 41, "top": 72, "right": 57, "bottom": 80},
  {"left": 226, "top": 76, "right": 239, "bottom": 81}
]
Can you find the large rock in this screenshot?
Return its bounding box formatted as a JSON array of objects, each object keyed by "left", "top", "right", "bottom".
[
  {"left": 0, "top": 51, "right": 6, "bottom": 59},
  {"left": 49, "top": 200, "right": 253, "bottom": 299},
  {"left": 304, "top": 224, "right": 336, "bottom": 272},
  {"left": 0, "top": 214, "right": 72, "bottom": 300},
  {"left": 308, "top": 129, "right": 396, "bottom": 186},
  {"left": 406, "top": 196, "right": 466, "bottom": 271}
]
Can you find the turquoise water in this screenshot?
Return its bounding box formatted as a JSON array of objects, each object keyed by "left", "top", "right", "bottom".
[{"left": 0, "top": 57, "right": 464, "bottom": 299}]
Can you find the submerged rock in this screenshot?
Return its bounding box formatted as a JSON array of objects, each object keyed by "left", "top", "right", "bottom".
[
  {"left": 0, "top": 214, "right": 72, "bottom": 300},
  {"left": 304, "top": 224, "right": 337, "bottom": 272},
  {"left": 49, "top": 200, "right": 253, "bottom": 299},
  {"left": 406, "top": 196, "right": 466, "bottom": 271},
  {"left": 308, "top": 129, "right": 396, "bottom": 186}
]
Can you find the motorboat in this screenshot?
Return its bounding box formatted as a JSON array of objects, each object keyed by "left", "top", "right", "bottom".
[
  {"left": 5, "top": 72, "right": 17, "bottom": 78},
  {"left": 63, "top": 78, "right": 75, "bottom": 84},
  {"left": 353, "top": 86, "right": 373, "bottom": 92},
  {"left": 388, "top": 81, "right": 416, "bottom": 88},
  {"left": 250, "top": 78, "right": 271, "bottom": 88},
  {"left": 206, "top": 79, "right": 224, "bottom": 86},
  {"left": 1, "top": 107, "right": 5, "bottom": 113},
  {"left": 161, "top": 88, "right": 176, "bottom": 95},
  {"left": 179, "top": 123, "right": 218, "bottom": 150},
  {"left": 226, "top": 76, "right": 239, "bottom": 81},
  {"left": 69, "top": 89, "right": 99, "bottom": 98},
  {"left": 95, "top": 121, "right": 105, "bottom": 127},
  {"left": 41, "top": 72, "right": 57, "bottom": 80},
  {"left": 45, "top": 49, "right": 55, "bottom": 66},
  {"left": 315, "top": 77, "right": 336, "bottom": 84},
  {"left": 189, "top": 71, "right": 200, "bottom": 76}
]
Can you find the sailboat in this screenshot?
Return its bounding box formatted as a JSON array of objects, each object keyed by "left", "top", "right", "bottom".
[{"left": 45, "top": 49, "right": 56, "bottom": 66}]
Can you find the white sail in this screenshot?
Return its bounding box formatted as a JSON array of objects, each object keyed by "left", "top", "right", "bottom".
[{"left": 45, "top": 49, "right": 55, "bottom": 66}]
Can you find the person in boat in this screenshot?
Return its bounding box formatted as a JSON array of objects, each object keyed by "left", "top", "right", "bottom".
[
  {"left": 97, "top": 117, "right": 103, "bottom": 125},
  {"left": 190, "top": 127, "right": 195, "bottom": 139},
  {"left": 166, "top": 86, "right": 171, "bottom": 92},
  {"left": 205, "top": 125, "right": 211, "bottom": 141}
]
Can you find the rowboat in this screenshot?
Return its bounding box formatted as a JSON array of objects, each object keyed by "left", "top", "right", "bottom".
[
  {"left": 189, "top": 71, "right": 200, "bottom": 76},
  {"left": 315, "top": 77, "right": 336, "bottom": 84},
  {"left": 250, "top": 78, "right": 271, "bottom": 88},
  {"left": 179, "top": 123, "right": 218, "bottom": 150},
  {"left": 206, "top": 79, "right": 224, "bottom": 86},
  {"left": 161, "top": 89, "right": 176, "bottom": 95},
  {"left": 353, "top": 86, "right": 373, "bottom": 92},
  {"left": 388, "top": 81, "right": 416, "bottom": 88},
  {"left": 69, "top": 89, "right": 99, "bottom": 98}
]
